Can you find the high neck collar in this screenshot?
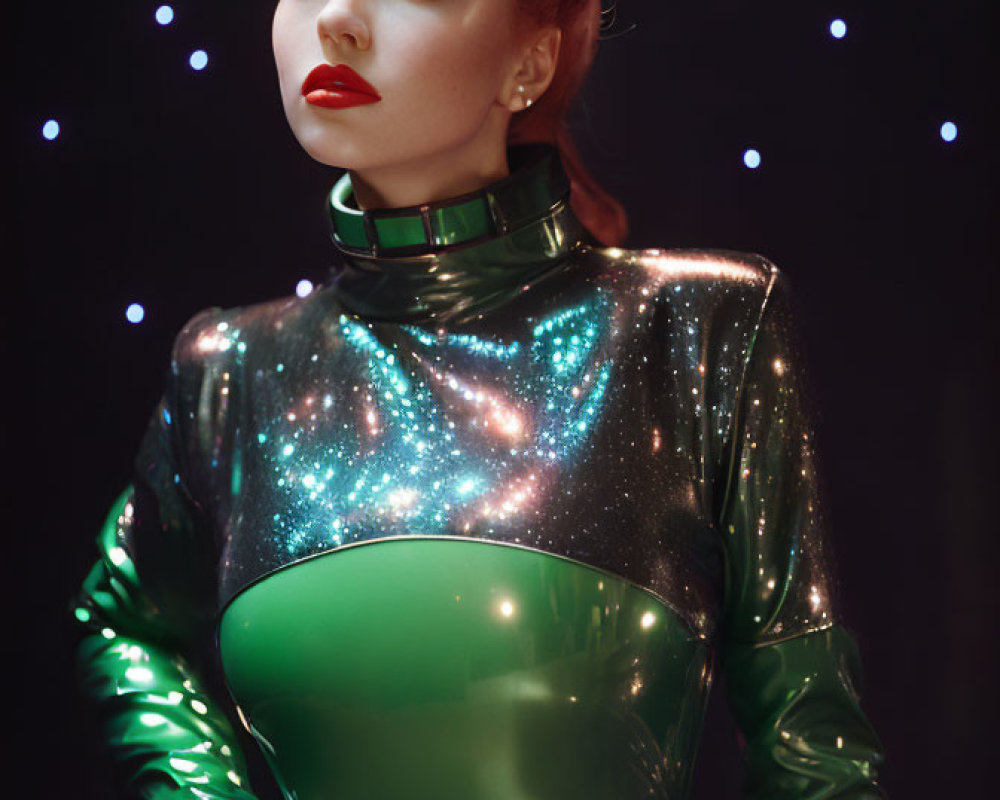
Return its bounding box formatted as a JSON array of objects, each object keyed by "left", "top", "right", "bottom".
[{"left": 326, "top": 144, "right": 594, "bottom": 327}]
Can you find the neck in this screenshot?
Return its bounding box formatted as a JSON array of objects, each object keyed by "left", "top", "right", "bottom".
[{"left": 349, "top": 112, "right": 512, "bottom": 210}]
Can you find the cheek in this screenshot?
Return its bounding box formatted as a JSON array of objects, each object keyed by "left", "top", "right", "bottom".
[
  {"left": 271, "top": 5, "right": 290, "bottom": 75},
  {"left": 392, "top": 30, "right": 506, "bottom": 112},
  {"left": 272, "top": 8, "right": 310, "bottom": 99}
]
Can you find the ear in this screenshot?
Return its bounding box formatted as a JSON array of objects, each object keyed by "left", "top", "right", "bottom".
[{"left": 504, "top": 27, "right": 562, "bottom": 113}]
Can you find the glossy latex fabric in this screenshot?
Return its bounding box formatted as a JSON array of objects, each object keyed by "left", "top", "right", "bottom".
[
  {"left": 70, "top": 145, "right": 886, "bottom": 799},
  {"left": 220, "top": 540, "right": 710, "bottom": 799}
]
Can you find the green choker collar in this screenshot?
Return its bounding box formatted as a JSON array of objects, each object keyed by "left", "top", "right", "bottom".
[
  {"left": 325, "top": 144, "right": 595, "bottom": 327},
  {"left": 327, "top": 144, "right": 571, "bottom": 258}
]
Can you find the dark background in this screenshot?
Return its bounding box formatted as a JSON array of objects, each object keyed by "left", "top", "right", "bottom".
[{"left": 9, "top": 1, "right": 998, "bottom": 797}]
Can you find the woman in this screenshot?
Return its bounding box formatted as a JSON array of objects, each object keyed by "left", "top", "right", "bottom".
[{"left": 70, "top": 1, "right": 886, "bottom": 798}]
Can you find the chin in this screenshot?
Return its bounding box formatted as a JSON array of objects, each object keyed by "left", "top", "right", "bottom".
[
  {"left": 298, "top": 140, "right": 348, "bottom": 169},
  {"left": 289, "top": 121, "right": 356, "bottom": 170}
]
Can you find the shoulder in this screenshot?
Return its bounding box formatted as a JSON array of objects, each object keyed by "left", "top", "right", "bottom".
[
  {"left": 581, "top": 245, "right": 787, "bottom": 329},
  {"left": 168, "top": 285, "right": 334, "bottom": 377},
  {"left": 158, "top": 288, "right": 333, "bottom": 481},
  {"left": 585, "top": 245, "right": 781, "bottom": 298}
]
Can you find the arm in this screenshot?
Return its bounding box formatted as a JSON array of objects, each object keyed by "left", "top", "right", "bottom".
[
  {"left": 716, "top": 267, "right": 886, "bottom": 798},
  {"left": 69, "top": 322, "right": 258, "bottom": 800}
]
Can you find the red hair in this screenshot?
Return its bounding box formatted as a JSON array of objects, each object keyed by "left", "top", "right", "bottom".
[{"left": 509, "top": 0, "right": 628, "bottom": 246}]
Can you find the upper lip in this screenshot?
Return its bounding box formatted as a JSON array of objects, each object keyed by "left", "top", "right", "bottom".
[{"left": 301, "top": 64, "right": 380, "bottom": 98}]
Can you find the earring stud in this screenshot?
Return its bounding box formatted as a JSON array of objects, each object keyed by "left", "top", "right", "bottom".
[
  {"left": 511, "top": 85, "right": 530, "bottom": 112},
  {"left": 513, "top": 85, "right": 532, "bottom": 111}
]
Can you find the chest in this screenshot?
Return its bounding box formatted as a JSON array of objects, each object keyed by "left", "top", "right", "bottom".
[{"left": 211, "top": 289, "right": 722, "bottom": 634}]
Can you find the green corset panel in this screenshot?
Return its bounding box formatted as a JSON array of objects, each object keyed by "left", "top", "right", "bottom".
[{"left": 218, "top": 539, "right": 711, "bottom": 800}]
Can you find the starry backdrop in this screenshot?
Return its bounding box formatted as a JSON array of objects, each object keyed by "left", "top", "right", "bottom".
[{"left": 8, "top": 1, "right": 998, "bottom": 798}]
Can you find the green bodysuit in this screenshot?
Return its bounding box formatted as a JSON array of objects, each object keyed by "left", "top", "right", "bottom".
[{"left": 69, "top": 144, "right": 886, "bottom": 799}]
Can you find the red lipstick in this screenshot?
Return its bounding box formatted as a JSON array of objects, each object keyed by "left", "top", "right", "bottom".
[{"left": 301, "top": 64, "right": 381, "bottom": 109}]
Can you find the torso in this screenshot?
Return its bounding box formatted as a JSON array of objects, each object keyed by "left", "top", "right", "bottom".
[{"left": 172, "top": 247, "right": 776, "bottom": 799}]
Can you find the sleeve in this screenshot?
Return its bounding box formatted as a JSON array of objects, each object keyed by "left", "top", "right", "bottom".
[
  {"left": 69, "top": 313, "right": 259, "bottom": 800},
  {"left": 715, "top": 267, "right": 887, "bottom": 798}
]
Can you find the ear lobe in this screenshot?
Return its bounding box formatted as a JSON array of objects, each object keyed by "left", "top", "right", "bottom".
[{"left": 509, "top": 85, "right": 528, "bottom": 113}]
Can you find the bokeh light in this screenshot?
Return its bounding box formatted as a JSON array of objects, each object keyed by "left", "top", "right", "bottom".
[
  {"left": 189, "top": 50, "right": 209, "bottom": 71},
  {"left": 296, "top": 279, "right": 315, "bottom": 298},
  {"left": 155, "top": 5, "right": 174, "bottom": 25},
  {"left": 42, "top": 119, "right": 60, "bottom": 141},
  {"left": 830, "top": 19, "right": 848, "bottom": 39},
  {"left": 743, "top": 149, "right": 762, "bottom": 170},
  {"left": 940, "top": 121, "right": 958, "bottom": 142},
  {"left": 126, "top": 303, "right": 146, "bottom": 324}
]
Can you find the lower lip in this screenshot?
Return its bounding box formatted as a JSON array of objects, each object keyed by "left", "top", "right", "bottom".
[{"left": 304, "top": 89, "right": 381, "bottom": 109}]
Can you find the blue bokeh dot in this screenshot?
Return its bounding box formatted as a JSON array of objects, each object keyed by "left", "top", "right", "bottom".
[
  {"left": 42, "top": 119, "right": 60, "bottom": 141},
  {"left": 743, "top": 149, "right": 762, "bottom": 170},
  {"left": 126, "top": 303, "right": 146, "bottom": 324},
  {"left": 189, "top": 50, "right": 209, "bottom": 71},
  {"left": 940, "top": 121, "right": 958, "bottom": 142},
  {"left": 830, "top": 19, "right": 848, "bottom": 39},
  {"left": 155, "top": 5, "right": 174, "bottom": 25}
]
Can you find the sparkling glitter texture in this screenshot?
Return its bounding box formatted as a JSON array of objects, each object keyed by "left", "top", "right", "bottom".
[{"left": 142, "top": 248, "right": 832, "bottom": 643}]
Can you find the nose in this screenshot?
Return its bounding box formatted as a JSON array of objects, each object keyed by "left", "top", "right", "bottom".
[{"left": 317, "top": 0, "right": 371, "bottom": 53}]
